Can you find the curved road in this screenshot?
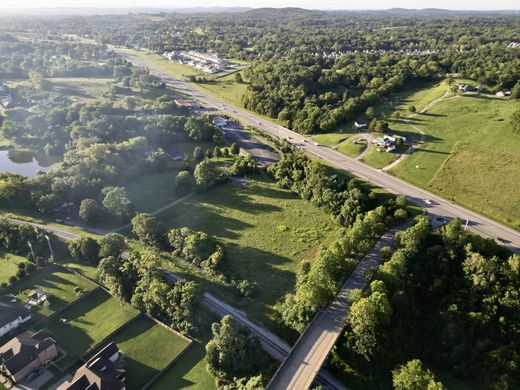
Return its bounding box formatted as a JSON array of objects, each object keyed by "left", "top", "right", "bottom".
[{"left": 117, "top": 49, "right": 520, "bottom": 254}]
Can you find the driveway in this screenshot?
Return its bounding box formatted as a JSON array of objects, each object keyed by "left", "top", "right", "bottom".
[{"left": 12, "top": 368, "right": 53, "bottom": 390}]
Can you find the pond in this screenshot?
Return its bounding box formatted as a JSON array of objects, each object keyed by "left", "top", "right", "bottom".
[{"left": 0, "top": 150, "right": 59, "bottom": 178}]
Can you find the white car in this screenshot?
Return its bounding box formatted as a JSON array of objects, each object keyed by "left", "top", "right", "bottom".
[{"left": 423, "top": 199, "right": 432, "bottom": 205}]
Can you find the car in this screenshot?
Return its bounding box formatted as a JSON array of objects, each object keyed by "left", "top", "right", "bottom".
[
  {"left": 435, "top": 217, "right": 445, "bottom": 223},
  {"left": 314, "top": 142, "right": 320, "bottom": 146},
  {"left": 423, "top": 199, "right": 432, "bottom": 205},
  {"left": 25, "top": 369, "right": 43, "bottom": 382},
  {"left": 496, "top": 237, "right": 511, "bottom": 244},
  {"left": 257, "top": 121, "right": 262, "bottom": 125}
]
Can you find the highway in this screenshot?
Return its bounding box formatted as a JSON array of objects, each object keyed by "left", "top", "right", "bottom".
[
  {"left": 116, "top": 49, "right": 520, "bottom": 255},
  {"left": 266, "top": 223, "right": 411, "bottom": 390}
]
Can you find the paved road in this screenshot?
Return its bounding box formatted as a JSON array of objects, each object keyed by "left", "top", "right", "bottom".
[
  {"left": 267, "top": 223, "right": 410, "bottom": 390},
  {"left": 116, "top": 49, "right": 520, "bottom": 254},
  {"left": 6, "top": 218, "right": 80, "bottom": 240}
]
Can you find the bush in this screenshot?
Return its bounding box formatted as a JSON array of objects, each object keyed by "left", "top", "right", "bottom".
[
  {"left": 17, "top": 262, "right": 26, "bottom": 270},
  {"left": 16, "top": 269, "right": 26, "bottom": 279},
  {"left": 0, "top": 282, "right": 7, "bottom": 289},
  {"left": 394, "top": 208, "right": 408, "bottom": 220},
  {"left": 8, "top": 276, "right": 16, "bottom": 284},
  {"left": 25, "top": 262, "right": 36, "bottom": 273}
]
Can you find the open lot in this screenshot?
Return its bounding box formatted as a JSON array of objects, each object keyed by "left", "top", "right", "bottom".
[
  {"left": 157, "top": 175, "right": 338, "bottom": 327},
  {"left": 90, "top": 316, "right": 190, "bottom": 390},
  {"left": 44, "top": 288, "right": 138, "bottom": 368},
  {"left": 390, "top": 94, "right": 520, "bottom": 229},
  {"left": 6, "top": 267, "right": 95, "bottom": 324},
  {"left": 196, "top": 72, "right": 249, "bottom": 108},
  {"left": 0, "top": 252, "right": 29, "bottom": 285}
]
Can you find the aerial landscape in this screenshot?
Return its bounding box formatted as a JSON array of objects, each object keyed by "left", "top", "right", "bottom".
[{"left": 0, "top": 1, "right": 519, "bottom": 389}]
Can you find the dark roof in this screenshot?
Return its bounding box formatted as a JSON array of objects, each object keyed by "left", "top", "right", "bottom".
[
  {"left": 0, "top": 329, "right": 57, "bottom": 376},
  {"left": 0, "top": 295, "right": 30, "bottom": 329},
  {"left": 61, "top": 342, "right": 125, "bottom": 390}
]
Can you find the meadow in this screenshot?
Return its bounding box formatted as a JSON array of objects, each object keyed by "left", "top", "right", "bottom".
[
  {"left": 0, "top": 252, "right": 29, "bottom": 285},
  {"left": 156, "top": 175, "right": 338, "bottom": 327}
]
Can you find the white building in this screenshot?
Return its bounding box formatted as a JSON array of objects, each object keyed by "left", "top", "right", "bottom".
[
  {"left": 0, "top": 296, "right": 32, "bottom": 337},
  {"left": 354, "top": 121, "right": 367, "bottom": 129}
]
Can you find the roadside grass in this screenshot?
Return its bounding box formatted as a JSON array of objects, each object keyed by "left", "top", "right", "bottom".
[
  {"left": 50, "top": 77, "right": 114, "bottom": 101},
  {"left": 360, "top": 143, "right": 408, "bottom": 169},
  {"left": 390, "top": 94, "right": 520, "bottom": 229},
  {"left": 60, "top": 261, "right": 99, "bottom": 282},
  {"left": 312, "top": 133, "right": 350, "bottom": 147},
  {"left": 336, "top": 137, "right": 367, "bottom": 158},
  {"left": 44, "top": 288, "right": 138, "bottom": 368},
  {"left": 120, "top": 48, "right": 206, "bottom": 80},
  {"left": 0, "top": 252, "right": 29, "bottom": 285},
  {"left": 150, "top": 337, "right": 216, "bottom": 390},
  {"left": 156, "top": 175, "right": 339, "bottom": 327},
  {"left": 196, "top": 73, "right": 249, "bottom": 107},
  {"left": 90, "top": 315, "right": 190, "bottom": 390},
  {"left": 6, "top": 267, "right": 95, "bottom": 324}
]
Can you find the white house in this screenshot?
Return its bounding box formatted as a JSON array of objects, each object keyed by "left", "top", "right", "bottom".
[
  {"left": 27, "top": 289, "right": 48, "bottom": 306},
  {"left": 0, "top": 296, "right": 32, "bottom": 337}
]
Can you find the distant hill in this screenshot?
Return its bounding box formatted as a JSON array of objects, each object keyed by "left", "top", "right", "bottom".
[{"left": 0, "top": 6, "right": 252, "bottom": 16}]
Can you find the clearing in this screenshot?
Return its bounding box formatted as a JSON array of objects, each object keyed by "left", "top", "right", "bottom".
[
  {"left": 0, "top": 252, "right": 29, "bottom": 285},
  {"left": 156, "top": 175, "right": 338, "bottom": 328}
]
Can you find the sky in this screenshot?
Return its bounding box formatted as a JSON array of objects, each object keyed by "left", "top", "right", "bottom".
[{"left": 0, "top": 0, "right": 518, "bottom": 10}]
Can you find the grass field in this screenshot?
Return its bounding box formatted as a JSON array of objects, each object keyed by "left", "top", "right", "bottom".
[
  {"left": 360, "top": 143, "right": 408, "bottom": 169},
  {"left": 390, "top": 94, "right": 520, "bottom": 229},
  {"left": 156, "top": 175, "right": 338, "bottom": 327},
  {"left": 0, "top": 252, "right": 29, "bottom": 285},
  {"left": 6, "top": 267, "right": 95, "bottom": 323},
  {"left": 50, "top": 77, "right": 114, "bottom": 102},
  {"left": 196, "top": 72, "right": 249, "bottom": 107},
  {"left": 336, "top": 137, "right": 368, "bottom": 158},
  {"left": 95, "top": 316, "right": 190, "bottom": 390},
  {"left": 45, "top": 288, "right": 138, "bottom": 368},
  {"left": 150, "top": 339, "right": 216, "bottom": 390}
]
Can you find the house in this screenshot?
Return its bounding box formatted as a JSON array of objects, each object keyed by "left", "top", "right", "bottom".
[
  {"left": 0, "top": 296, "right": 32, "bottom": 338},
  {"left": 57, "top": 342, "right": 125, "bottom": 390},
  {"left": 0, "top": 94, "right": 12, "bottom": 108},
  {"left": 27, "top": 290, "right": 48, "bottom": 306},
  {"left": 174, "top": 98, "right": 191, "bottom": 109},
  {"left": 386, "top": 144, "right": 396, "bottom": 152},
  {"left": 354, "top": 121, "right": 367, "bottom": 129},
  {"left": 0, "top": 329, "right": 58, "bottom": 383}
]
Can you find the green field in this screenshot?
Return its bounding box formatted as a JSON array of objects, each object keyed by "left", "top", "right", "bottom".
[
  {"left": 6, "top": 267, "right": 95, "bottom": 323},
  {"left": 150, "top": 339, "right": 216, "bottom": 390},
  {"left": 336, "top": 137, "right": 368, "bottom": 158},
  {"left": 96, "top": 316, "right": 190, "bottom": 390},
  {"left": 0, "top": 252, "right": 29, "bottom": 285},
  {"left": 44, "top": 288, "right": 138, "bottom": 368},
  {"left": 390, "top": 94, "right": 520, "bottom": 229},
  {"left": 360, "top": 143, "right": 408, "bottom": 169},
  {"left": 197, "top": 72, "right": 249, "bottom": 107},
  {"left": 157, "top": 175, "right": 338, "bottom": 327},
  {"left": 50, "top": 77, "right": 114, "bottom": 102}
]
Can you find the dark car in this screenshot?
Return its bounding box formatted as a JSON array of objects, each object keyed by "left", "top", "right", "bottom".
[{"left": 25, "top": 368, "right": 43, "bottom": 382}]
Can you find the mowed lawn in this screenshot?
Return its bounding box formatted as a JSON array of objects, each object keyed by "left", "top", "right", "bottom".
[
  {"left": 196, "top": 72, "right": 249, "bottom": 108},
  {"left": 44, "top": 289, "right": 138, "bottom": 368},
  {"left": 157, "top": 176, "right": 338, "bottom": 326},
  {"left": 150, "top": 339, "right": 216, "bottom": 390},
  {"left": 0, "top": 252, "right": 29, "bottom": 285},
  {"left": 7, "top": 267, "right": 95, "bottom": 324},
  {"left": 96, "top": 316, "right": 190, "bottom": 390},
  {"left": 391, "top": 95, "right": 520, "bottom": 229}
]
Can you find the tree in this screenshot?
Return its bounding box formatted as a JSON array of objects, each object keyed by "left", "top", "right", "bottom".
[
  {"left": 131, "top": 213, "right": 163, "bottom": 246},
  {"left": 102, "top": 187, "right": 133, "bottom": 223},
  {"left": 193, "top": 146, "right": 204, "bottom": 161},
  {"left": 230, "top": 143, "right": 240, "bottom": 155},
  {"left": 511, "top": 81, "right": 520, "bottom": 100},
  {"left": 79, "top": 198, "right": 105, "bottom": 223},
  {"left": 97, "top": 255, "right": 138, "bottom": 302},
  {"left": 365, "top": 106, "right": 376, "bottom": 119},
  {"left": 194, "top": 160, "right": 223, "bottom": 189},
  {"left": 68, "top": 237, "right": 100, "bottom": 264},
  {"left": 510, "top": 109, "right": 520, "bottom": 135},
  {"left": 99, "top": 233, "right": 127, "bottom": 259},
  {"left": 408, "top": 105, "right": 416, "bottom": 113},
  {"left": 175, "top": 171, "right": 195, "bottom": 194},
  {"left": 206, "top": 315, "right": 267, "bottom": 381},
  {"left": 234, "top": 72, "right": 244, "bottom": 83},
  {"left": 392, "top": 360, "right": 446, "bottom": 390},
  {"left": 213, "top": 146, "right": 222, "bottom": 157}
]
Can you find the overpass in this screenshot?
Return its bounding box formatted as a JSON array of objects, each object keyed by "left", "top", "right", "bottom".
[{"left": 266, "top": 223, "right": 410, "bottom": 390}]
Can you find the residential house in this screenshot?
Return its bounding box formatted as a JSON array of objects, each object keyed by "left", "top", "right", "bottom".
[
  {"left": 57, "top": 342, "right": 125, "bottom": 390},
  {"left": 0, "top": 296, "right": 32, "bottom": 338},
  {"left": 0, "top": 329, "right": 58, "bottom": 383},
  {"left": 27, "top": 290, "right": 48, "bottom": 306}
]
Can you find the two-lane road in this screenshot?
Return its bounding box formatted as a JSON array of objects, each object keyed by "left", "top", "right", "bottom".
[{"left": 116, "top": 49, "right": 520, "bottom": 254}]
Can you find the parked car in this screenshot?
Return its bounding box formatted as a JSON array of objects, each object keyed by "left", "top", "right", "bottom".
[{"left": 25, "top": 369, "right": 43, "bottom": 382}]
